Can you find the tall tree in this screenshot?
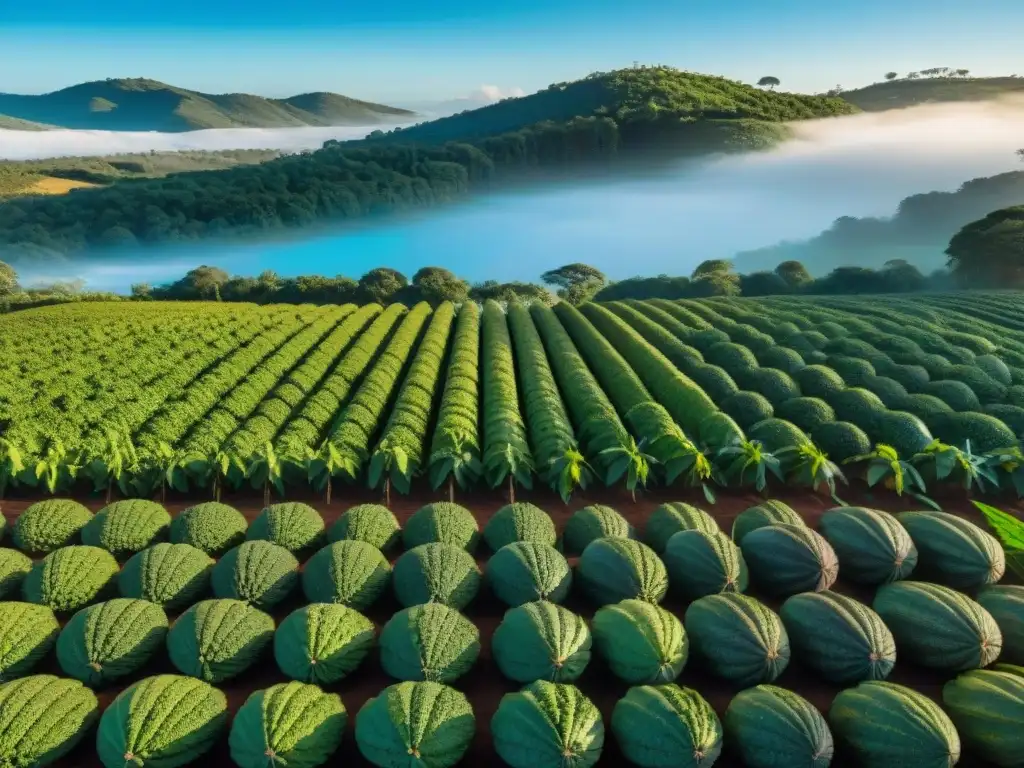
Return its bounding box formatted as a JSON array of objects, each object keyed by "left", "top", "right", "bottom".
[
  {"left": 411, "top": 266, "right": 470, "bottom": 305},
  {"left": 358, "top": 267, "right": 408, "bottom": 304},
  {"left": 884, "top": 72, "right": 899, "bottom": 81},
  {"left": 945, "top": 206, "right": 1024, "bottom": 288},
  {"left": 179, "top": 266, "right": 229, "bottom": 300},
  {"left": 541, "top": 263, "right": 607, "bottom": 290},
  {"left": 0, "top": 261, "right": 17, "bottom": 295},
  {"left": 774, "top": 260, "right": 813, "bottom": 289},
  {"left": 757, "top": 76, "right": 781, "bottom": 90}
]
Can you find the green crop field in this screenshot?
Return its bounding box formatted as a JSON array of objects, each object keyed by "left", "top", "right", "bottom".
[{"left": 1, "top": 293, "right": 1024, "bottom": 767}]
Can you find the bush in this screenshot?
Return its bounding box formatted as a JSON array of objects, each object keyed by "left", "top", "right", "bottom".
[
  {"left": 757, "top": 346, "right": 806, "bottom": 375},
  {"left": 23, "top": 545, "right": 119, "bottom": 613},
  {"left": 741, "top": 368, "right": 801, "bottom": 406},
  {"left": 118, "top": 543, "right": 214, "bottom": 611},
  {"left": 720, "top": 391, "right": 774, "bottom": 430},
  {"left": 775, "top": 397, "right": 836, "bottom": 433},
  {"left": 686, "top": 363, "right": 740, "bottom": 402},
  {"left": 811, "top": 421, "right": 872, "bottom": 462},
  {"left": 827, "top": 356, "right": 875, "bottom": 386},
  {"left": 379, "top": 603, "right": 480, "bottom": 683},
  {"left": 170, "top": 502, "right": 247, "bottom": 556},
  {"left": 211, "top": 540, "right": 299, "bottom": 609},
  {"left": 933, "top": 411, "right": 1017, "bottom": 452},
  {"left": 229, "top": 682, "right": 345, "bottom": 768},
  {"left": 861, "top": 376, "right": 909, "bottom": 409},
  {"left": 827, "top": 388, "right": 887, "bottom": 431},
  {"left": 246, "top": 502, "right": 325, "bottom": 555},
  {"left": 328, "top": 504, "right": 400, "bottom": 552},
  {"left": 402, "top": 502, "right": 480, "bottom": 552},
  {"left": 923, "top": 380, "right": 982, "bottom": 412},
  {"left": 482, "top": 503, "right": 556, "bottom": 551},
  {"left": 81, "top": 500, "right": 171, "bottom": 559},
  {"left": 302, "top": 540, "right": 391, "bottom": 611},
  {"left": 794, "top": 365, "right": 845, "bottom": 399},
  {"left": 275, "top": 604, "right": 375, "bottom": 685},
  {"left": 392, "top": 543, "right": 481, "bottom": 610},
  {"left": 167, "top": 599, "right": 275, "bottom": 683},
  {"left": 12, "top": 499, "right": 93, "bottom": 555}
]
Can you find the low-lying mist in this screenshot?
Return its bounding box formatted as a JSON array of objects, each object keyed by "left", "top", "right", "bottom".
[{"left": 9, "top": 97, "right": 1024, "bottom": 292}]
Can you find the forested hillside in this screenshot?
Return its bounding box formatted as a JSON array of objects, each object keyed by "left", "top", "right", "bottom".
[
  {"left": 842, "top": 74, "right": 1024, "bottom": 111},
  {"left": 0, "top": 67, "right": 858, "bottom": 265}
]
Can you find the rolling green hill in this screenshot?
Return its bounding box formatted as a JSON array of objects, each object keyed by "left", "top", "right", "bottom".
[
  {"left": 841, "top": 75, "right": 1024, "bottom": 111},
  {"left": 0, "top": 114, "right": 54, "bottom": 130},
  {"left": 0, "top": 78, "right": 415, "bottom": 132}
]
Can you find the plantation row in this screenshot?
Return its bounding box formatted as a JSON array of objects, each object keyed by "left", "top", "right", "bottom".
[
  {"left": 0, "top": 497, "right": 1022, "bottom": 767},
  {"left": 4, "top": 293, "right": 1024, "bottom": 505}
]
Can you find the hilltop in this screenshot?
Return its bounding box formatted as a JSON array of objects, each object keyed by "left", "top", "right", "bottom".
[
  {"left": 0, "top": 78, "right": 415, "bottom": 132},
  {"left": 841, "top": 75, "right": 1024, "bottom": 111},
  {"left": 732, "top": 169, "right": 1024, "bottom": 275},
  {"left": 0, "top": 115, "right": 54, "bottom": 130}
]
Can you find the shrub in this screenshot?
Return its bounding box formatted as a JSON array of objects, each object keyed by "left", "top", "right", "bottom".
[
  {"left": 81, "top": 500, "right": 170, "bottom": 559},
  {"left": 118, "top": 543, "right": 215, "bottom": 611},
  {"left": 924, "top": 380, "right": 982, "bottom": 411},
  {"left": 827, "top": 388, "right": 887, "bottom": 431},
  {"left": 827, "top": 356, "right": 875, "bottom": 386},
  {"left": 563, "top": 505, "right": 634, "bottom": 555},
  {"left": 758, "top": 346, "right": 807, "bottom": 375},
  {"left": 0, "top": 549, "right": 31, "bottom": 599},
  {"left": 302, "top": 540, "right": 391, "bottom": 611},
  {"left": 487, "top": 542, "right": 572, "bottom": 607},
  {"left": 96, "top": 674, "right": 227, "bottom": 768},
  {"left": 12, "top": 499, "right": 92, "bottom": 555},
  {"left": 811, "top": 421, "right": 872, "bottom": 462},
  {"left": 933, "top": 411, "right": 1017, "bottom": 452},
  {"left": 229, "top": 681, "right": 345, "bottom": 768},
  {"left": 275, "top": 604, "right": 375, "bottom": 685},
  {"left": 392, "top": 543, "right": 481, "bottom": 610},
  {"left": 356, "top": 681, "right": 475, "bottom": 768},
  {"left": 578, "top": 538, "right": 668, "bottom": 606},
  {"left": 686, "top": 363, "right": 740, "bottom": 402},
  {"left": 23, "top": 545, "right": 119, "bottom": 613},
  {"left": 482, "top": 503, "right": 556, "bottom": 551},
  {"left": 0, "top": 602, "right": 59, "bottom": 680},
  {"left": 327, "top": 504, "right": 400, "bottom": 552},
  {"left": 984, "top": 404, "right": 1024, "bottom": 437},
  {"left": 170, "top": 502, "right": 247, "bottom": 556},
  {"left": 774, "top": 396, "right": 836, "bottom": 434},
  {"left": 976, "top": 354, "right": 1014, "bottom": 386},
  {"left": 613, "top": 684, "right": 722, "bottom": 768},
  {"left": 720, "top": 391, "right": 775, "bottom": 430},
  {"left": 56, "top": 598, "right": 168, "bottom": 687},
  {"left": 747, "top": 418, "right": 811, "bottom": 453},
  {"left": 211, "top": 540, "right": 299, "bottom": 609},
  {"left": 492, "top": 601, "right": 591, "bottom": 684},
  {"left": 492, "top": 681, "right": 604, "bottom": 768},
  {"left": 794, "top": 365, "right": 845, "bottom": 399},
  {"left": 168, "top": 598, "right": 275, "bottom": 683},
  {"left": 871, "top": 410, "right": 934, "bottom": 458},
  {"left": 380, "top": 603, "right": 480, "bottom": 683},
  {"left": 592, "top": 600, "right": 687, "bottom": 684},
  {"left": 742, "top": 368, "right": 802, "bottom": 406},
  {"left": 0, "top": 675, "right": 98, "bottom": 767},
  {"left": 403, "top": 502, "right": 480, "bottom": 552},
  {"left": 246, "top": 502, "right": 325, "bottom": 555},
  {"left": 898, "top": 393, "right": 955, "bottom": 426}
]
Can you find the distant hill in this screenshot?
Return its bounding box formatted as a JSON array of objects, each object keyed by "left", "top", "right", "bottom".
[
  {"left": 365, "top": 66, "right": 856, "bottom": 149},
  {"left": 732, "top": 170, "right": 1024, "bottom": 276},
  {"left": 841, "top": 75, "right": 1024, "bottom": 111},
  {"left": 0, "top": 78, "right": 415, "bottom": 132},
  {"left": 0, "top": 115, "right": 53, "bottom": 131}
]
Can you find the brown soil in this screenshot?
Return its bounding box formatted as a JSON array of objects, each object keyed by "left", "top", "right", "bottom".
[{"left": 4, "top": 483, "right": 1016, "bottom": 768}]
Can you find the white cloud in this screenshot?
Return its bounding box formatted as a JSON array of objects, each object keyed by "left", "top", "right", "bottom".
[{"left": 469, "top": 85, "right": 526, "bottom": 102}]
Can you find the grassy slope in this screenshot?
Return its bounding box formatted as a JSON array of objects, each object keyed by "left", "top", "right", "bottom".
[
  {"left": 371, "top": 66, "right": 857, "bottom": 144},
  {"left": 0, "top": 114, "right": 55, "bottom": 130},
  {"left": 0, "top": 78, "right": 415, "bottom": 132},
  {"left": 841, "top": 76, "right": 1024, "bottom": 111},
  {"left": 0, "top": 149, "right": 283, "bottom": 199}
]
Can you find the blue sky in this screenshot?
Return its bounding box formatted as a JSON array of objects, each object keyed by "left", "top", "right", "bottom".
[{"left": 2, "top": 0, "right": 1022, "bottom": 103}]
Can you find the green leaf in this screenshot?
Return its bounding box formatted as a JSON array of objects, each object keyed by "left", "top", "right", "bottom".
[{"left": 866, "top": 462, "right": 889, "bottom": 488}]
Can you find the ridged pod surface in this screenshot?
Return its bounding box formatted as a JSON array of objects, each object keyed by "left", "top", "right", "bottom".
[
  {"left": 246, "top": 502, "right": 325, "bottom": 555},
  {"left": 12, "top": 500, "right": 93, "bottom": 555},
  {"left": 780, "top": 591, "right": 896, "bottom": 684},
  {"left": 577, "top": 538, "right": 668, "bottom": 606},
  {"left": 830, "top": 681, "right": 960, "bottom": 768},
  {"left": 96, "top": 674, "right": 227, "bottom": 768},
  {"left": 170, "top": 502, "right": 248, "bottom": 556},
  {"left": 392, "top": 543, "right": 481, "bottom": 610},
  {"left": 664, "top": 530, "right": 748, "bottom": 600},
  {"left": 613, "top": 684, "right": 722, "bottom": 768},
  {"left": 0, "top": 602, "right": 59, "bottom": 681},
  {"left": 56, "top": 598, "right": 168, "bottom": 687},
  {"left": 274, "top": 604, "right": 376, "bottom": 685},
  {"left": 380, "top": 603, "right": 480, "bottom": 683},
  {"left": 229, "top": 681, "right": 346, "bottom": 768},
  {"left": 644, "top": 502, "right": 719, "bottom": 554},
  {"left": 328, "top": 504, "right": 401, "bottom": 552},
  {"left": 731, "top": 500, "right": 806, "bottom": 544},
  {"left": 684, "top": 593, "right": 790, "bottom": 687},
  {"left": 492, "top": 601, "right": 591, "bottom": 684},
  {"left": 943, "top": 669, "right": 1024, "bottom": 767},
  {"left": 402, "top": 502, "right": 480, "bottom": 553},
  {"left": 487, "top": 542, "right": 572, "bottom": 607},
  {"left": 592, "top": 599, "right": 687, "bottom": 685},
  {"left": 356, "top": 681, "right": 475, "bottom": 768},
  {"left": 301, "top": 540, "right": 391, "bottom": 611},
  {"left": 81, "top": 500, "right": 171, "bottom": 559},
  {"left": 898, "top": 510, "right": 1005, "bottom": 589},
  {"left": 563, "top": 505, "right": 634, "bottom": 554},
  {"left": 0, "top": 674, "right": 98, "bottom": 766},
  {"left": 0, "top": 549, "right": 31, "bottom": 599},
  {"left": 874, "top": 581, "right": 1002, "bottom": 672},
  {"left": 741, "top": 524, "right": 838, "bottom": 596},
  {"left": 212, "top": 540, "right": 300, "bottom": 609},
  {"left": 23, "top": 545, "right": 119, "bottom": 613},
  {"left": 167, "top": 598, "right": 275, "bottom": 683},
  {"left": 724, "top": 685, "right": 833, "bottom": 768},
  {"left": 492, "top": 681, "right": 604, "bottom": 768},
  {"left": 483, "top": 503, "right": 556, "bottom": 551},
  {"left": 818, "top": 506, "right": 917, "bottom": 585},
  {"left": 978, "top": 585, "right": 1024, "bottom": 664},
  {"left": 118, "top": 543, "right": 215, "bottom": 611}
]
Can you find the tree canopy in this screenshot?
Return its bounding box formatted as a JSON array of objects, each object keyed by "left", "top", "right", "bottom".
[
  {"left": 0, "top": 260, "right": 16, "bottom": 295},
  {"left": 946, "top": 205, "right": 1024, "bottom": 287}
]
